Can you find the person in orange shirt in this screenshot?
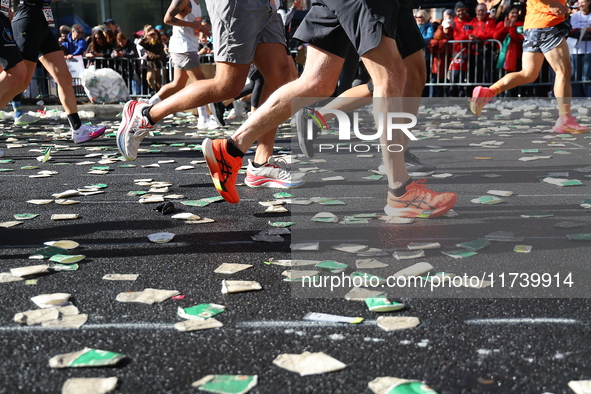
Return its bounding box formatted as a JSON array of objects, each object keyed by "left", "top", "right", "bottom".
[{"left": 470, "top": 0, "right": 589, "bottom": 134}]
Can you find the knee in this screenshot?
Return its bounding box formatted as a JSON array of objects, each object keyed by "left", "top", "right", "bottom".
[
  {"left": 521, "top": 70, "right": 538, "bottom": 84},
  {"left": 213, "top": 76, "right": 243, "bottom": 98}
]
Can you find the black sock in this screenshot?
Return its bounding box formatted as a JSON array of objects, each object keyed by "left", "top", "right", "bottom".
[
  {"left": 389, "top": 178, "right": 413, "bottom": 197},
  {"left": 67, "top": 113, "right": 82, "bottom": 131},
  {"left": 252, "top": 162, "right": 265, "bottom": 168},
  {"left": 226, "top": 138, "right": 244, "bottom": 158},
  {"left": 141, "top": 105, "right": 155, "bottom": 125}
]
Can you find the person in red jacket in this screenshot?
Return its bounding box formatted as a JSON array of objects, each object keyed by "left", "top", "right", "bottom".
[
  {"left": 469, "top": 3, "right": 497, "bottom": 87},
  {"left": 493, "top": 6, "right": 524, "bottom": 80},
  {"left": 448, "top": 2, "right": 472, "bottom": 96}
]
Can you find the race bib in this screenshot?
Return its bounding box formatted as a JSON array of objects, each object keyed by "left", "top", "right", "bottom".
[{"left": 43, "top": 2, "right": 54, "bottom": 27}]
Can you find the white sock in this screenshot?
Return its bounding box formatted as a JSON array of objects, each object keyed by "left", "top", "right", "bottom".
[
  {"left": 149, "top": 95, "right": 162, "bottom": 105},
  {"left": 197, "top": 106, "right": 208, "bottom": 118}
]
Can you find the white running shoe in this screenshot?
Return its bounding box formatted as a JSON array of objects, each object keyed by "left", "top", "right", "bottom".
[
  {"left": 232, "top": 100, "right": 247, "bottom": 119},
  {"left": 72, "top": 124, "right": 107, "bottom": 143},
  {"left": 245, "top": 157, "right": 306, "bottom": 188},
  {"left": 116, "top": 100, "right": 154, "bottom": 160},
  {"left": 14, "top": 114, "right": 40, "bottom": 126}
]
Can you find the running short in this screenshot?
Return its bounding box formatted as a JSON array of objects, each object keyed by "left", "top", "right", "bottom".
[
  {"left": 170, "top": 52, "right": 201, "bottom": 70},
  {"left": 206, "top": 0, "right": 286, "bottom": 64},
  {"left": 522, "top": 22, "right": 570, "bottom": 54},
  {"left": 12, "top": 17, "right": 62, "bottom": 62},
  {"left": 293, "top": 0, "right": 399, "bottom": 58},
  {"left": 1, "top": 13, "right": 22, "bottom": 70},
  {"left": 396, "top": 7, "right": 425, "bottom": 59}
]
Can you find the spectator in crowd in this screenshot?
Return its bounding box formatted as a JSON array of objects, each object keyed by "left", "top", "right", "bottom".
[
  {"left": 58, "top": 24, "right": 71, "bottom": 46},
  {"left": 494, "top": 6, "right": 524, "bottom": 77},
  {"left": 112, "top": 32, "right": 139, "bottom": 86},
  {"left": 85, "top": 30, "right": 113, "bottom": 58},
  {"left": 416, "top": 9, "right": 434, "bottom": 43},
  {"left": 155, "top": 24, "right": 170, "bottom": 52},
  {"left": 139, "top": 27, "right": 167, "bottom": 93},
  {"left": 448, "top": 2, "right": 472, "bottom": 96},
  {"left": 569, "top": 0, "right": 591, "bottom": 96},
  {"left": 104, "top": 18, "right": 120, "bottom": 35},
  {"left": 429, "top": 18, "right": 455, "bottom": 96},
  {"left": 468, "top": 3, "right": 497, "bottom": 86},
  {"left": 197, "top": 30, "right": 213, "bottom": 55},
  {"left": 104, "top": 29, "right": 117, "bottom": 47},
  {"left": 61, "top": 24, "right": 88, "bottom": 59},
  {"left": 471, "top": 0, "right": 589, "bottom": 134}
]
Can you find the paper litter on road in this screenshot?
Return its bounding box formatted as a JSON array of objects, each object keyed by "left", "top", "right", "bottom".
[
  {"left": 51, "top": 214, "right": 79, "bottom": 221},
  {"left": 304, "top": 312, "right": 363, "bottom": 324},
  {"left": 456, "top": 238, "right": 490, "bottom": 251},
  {"left": 10, "top": 264, "right": 50, "bottom": 277},
  {"left": 568, "top": 380, "right": 591, "bottom": 394},
  {"left": 368, "top": 377, "right": 411, "bottom": 394},
  {"left": 14, "top": 308, "right": 60, "bottom": 325},
  {"left": 178, "top": 303, "right": 226, "bottom": 320},
  {"left": 513, "top": 245, "right": 532, "bottom": 253},
  {"left": 221, "top": 280, "right": 262, "bottom": 294},
  {"left": 31, "top": 293, "right": 71, "bottom": 308},
  {"left": 365, "top": 298, "right": 405, "bottom": 312},
  {"left": 102, "top": 274, "right": 139, "bottom": 281},
  {"left": 311, "top": 212, "right": 339, "bottom": 223},
  {"left": 49, "top": 348, "right": 126, "bottom": 368},
  {"left": 44, "top": 240, "right": 79, "bottom": 249},
  {"left": 272, "top": 352, "right": 347, "bottom": 376},
  {"left": 27, "top": 199, "right": 53, "bottom": 205},
  {"left": 13, "top": 213, "right": 38, "bottom": 220},
  {"left": 331, "top": 244, "right": 368, "bottom": 253},
  {"left": 542, "top": 177, "right": 583, "bottom": 187},
  {"left": 214, "top": 263, "right": 253, "bottom": 274},
  {"left": 376, "top": 316, "right": 421, "bottom": 331},
  {"left": 264, "top": 205, "right": 288, "bottom": 213},
  {"left": 291, "top": 242, "right": 320, "bottom": 251},
  {"left": 116, "top": 288, "right": 180, "bottom": 304},
  {"left": 191, "top": 375, "right": 257, "bottom": 394},
  {"left": 281, "top": 270, "right": 319, "bottom": 281},
  {"left": 487, "top": 190, "right": 513, "bottom": 197},
  {"left": 344, "top": 287, "right": 385, "bottom": 301},
  {"left": 471, "top": 196, "right": 504, "bottom": 205},
  {"left": 148, "top": 232, "right": 175, "bottom": 243},
  {"left": 0, "top": 221, "right": 23, "bottom": 228},
  {"left": 355, "top": 258, "right": 389, "bottom": 269},
  {"left": 521, "top": 211, "right": 553, "bottom": 218},
  {"left": 553, "top": 221, "right": 586, "bottom": 229},
  {"left": 49, "top": 254, "right": 85, "bottom": 264},
  {"left": 567, "top": 233, "right": 591, "bottom": 241},
  {"left": 0, "top": 272, "right": 24, "bottom": 283},
  {"left": 393, "top": 250, "right": 425, "bottom": 260},
  {"left": 61, "top": 377, "right": 118, "bottom": 394},
  {"left": 407, "top": 242, "right": 441, "bottom": 250},
  {"left": 442, "top": 250, "right": 477, "bottom": 258},
  {"left": 393, "top": 262, "right": 434, "bottom": 278},
  {"left": 174, "top": 318, "right": 224, "bottom": 332}
]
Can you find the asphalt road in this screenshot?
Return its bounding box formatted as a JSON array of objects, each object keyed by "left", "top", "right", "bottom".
[{"left": 1, "top": 97, "right": 591, "bottom": 394}]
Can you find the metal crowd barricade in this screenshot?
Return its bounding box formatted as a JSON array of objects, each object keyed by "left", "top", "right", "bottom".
[
  {"left": 25, "top": 54, "right": 216, "bottom": 101},
  {"left": 426, "top": 39, "right": 502, "bottom": 97}
]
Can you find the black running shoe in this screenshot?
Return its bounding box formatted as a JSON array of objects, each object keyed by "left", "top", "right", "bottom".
[
  {"left": 208, "top": 102, "right": 226, "bottom": 127},
  {"left": 404, "top": 150, "right": 436, "bottom": 177}
]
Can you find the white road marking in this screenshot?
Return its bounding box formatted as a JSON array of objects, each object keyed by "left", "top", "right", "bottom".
[{"left": 465, "top": 318, "right": 580, "bottom": 324}]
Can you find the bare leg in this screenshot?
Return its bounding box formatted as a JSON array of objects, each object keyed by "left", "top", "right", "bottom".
[
  {"left": 251, "top": 42, "right": 291, "bottom": 163},
  {"left": 489, "top": 51, "right": 544, "bottom": 94},
  {"left": 544, "top": 40, "right": 573, "bottom": 117},
  {"left": 231, "top": 45, "right": 344, "bottom": 153},
  {"left": 39, "top": 51, "right": 78, "bottom": 115},
  {"left": 0, "top": 62, "right": 28, "bottom": 109},
  {"left": 361, "top": 35, "right": 407, "bottom": 190},
  {"left": 148, "top": 62, "right": 251, "bottom": 124}
]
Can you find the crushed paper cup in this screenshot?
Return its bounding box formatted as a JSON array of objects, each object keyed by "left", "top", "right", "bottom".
[
  {"left": 272, "top": 352, "right": 347, "bottom": 376},
  {"left": 221, "top": 280, "right": 262, "bottom": 294},
  {"left": 147, "top": 232, "right": 175, "bottom": 243},
  {"left": 31, "top": 293, "right": 71, "bottom": 308},
  {"left": 62, "top": 377, "right": 118, "bottom": 394},
  {"left": 49, "top": 348, "right": 125, "bottom": 368}
]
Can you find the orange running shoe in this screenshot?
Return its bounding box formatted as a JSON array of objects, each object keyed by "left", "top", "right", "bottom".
[
  {"left": 552, "top": 116, "right": 590, "bottom": 135},
  {"left": 470, "top": 86, "right": 495, "bottom": 117},
  {"left": 202, "top": 138, "right": 243, "bottom": 203},
  {"left": 384, "top": 179, "right": 457, "bottom": 218}
]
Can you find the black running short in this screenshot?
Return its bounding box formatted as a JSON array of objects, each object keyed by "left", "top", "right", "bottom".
[
  {"left": 396, "top": 7, "right": 425, "bottom": 59},
  {"left": 0, "top": 13, "right": 22, "bottom": 70},
  {"left": 293, "top": 0, "right": 398, "bottom": 58},
  {"left": 12, "top": 17, "right": 61, "bottom": 61}
]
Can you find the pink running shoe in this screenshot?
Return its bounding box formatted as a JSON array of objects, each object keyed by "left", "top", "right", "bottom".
[
  {"left": 470, "top": 86, "right": 495, "bottom": 117},
  {"left": 552, "top": 116, "right": 590, "bottom": 135}
]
